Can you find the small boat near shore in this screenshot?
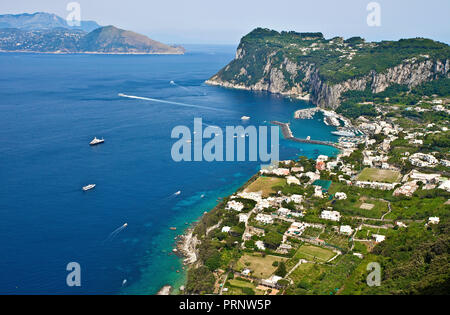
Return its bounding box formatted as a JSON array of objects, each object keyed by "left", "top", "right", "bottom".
[
  {"left": 241, "top": 116, "right": 250, "bottom": 120},
  {"left": 170, "top": 227, "right": 177, "bottom": 231},
  {"left": 89, "top": 137, "right": 104, "bottom": 146},
  {"left": 82, "top": 184, "right": 96, "bottom": 191}
]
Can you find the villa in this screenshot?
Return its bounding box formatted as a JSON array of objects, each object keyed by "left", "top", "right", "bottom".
[
  {"left": 255, "top": 213, "right": 274, "bottom": 224},
  {"left": 335, "top": 192, "right": 347, "bottom": 200},
  {"left": 373, "top": 234, "right": 386, "bottom": 243},
  {"left": 226, "top": 200, "right": 244, "bottom": 212},
  {"left": 321, "top": 210, "right": 341, "bottom": 222},
  {"left": 428, "top": 217, "right": 440, "bottom": 225},
  {"left": 339, "top": 225, "right": 353, "bottom": 235}
]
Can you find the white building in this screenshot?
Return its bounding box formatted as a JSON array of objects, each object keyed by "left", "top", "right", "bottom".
[
  {"left": 221, "top": 226, "right": 231, "bottom": 233},
  {"left": 441, "top": 160, "right": 450, "bottom": 167},
  {"left": 271, "top": 168, "right": 290, "bottom": 176},
  {"left": 286, "top": 176, "right": 301, "bottom": 185},
  {"left": 255, "top": 240, "right": 266, "bottom": 251},
  {"left": 277, "top": 208, "right": 291, "bottom": 217},
  {"left": 287, "top": 222, "right": 307, "bottom": 236},
  {"left": 373, "top": 234, "right": 385, "bottom": 243},
  {"left": 314, "top": 186, "right": 324, "bottom": 198},
  {"left": 226, "top": 200, "right": 244, "bottom": 212},
  {"left": 317, "top": 155, "right": 329, "bottom": 162},
  {"left": 261, "top": 275, "right": 282, "bottom": 288},
  {"left": 428, "top": 217, "right": 440, "bottom": 225},
  {"left": 255, "top": 213, "right": 273, "bottom": 224},
  {"left": 438, "top": 180, "right": 450, "bottom": 192},
  {"left": 335, "top": 192, "right": 347, "bottom": 200},
  {"left": 291, "top": 167, "right": 304, "bottom": 173},
  {"left": 409, "top": 153, "right": 438, "bottom": 168},
  {"left": 409, "top": 171, "right": 441, "bottom": 184},
  {"left": 255, "top": 199, "right": 271, "bottom": 211},
  {"left": 355, "top": 181, "right": 396, "bottom": 191},
  {"left": 339, "top": 225, "right": 353, "bottom": 235},
  {"left": 290, "top": 194, "right": 303, "bottom": 204},
  {"left": 239, "top": 214, "right": 249, "bottom": 223},
  {"left": 321, "top": 210, "right": 341, "bottom": 222},
  {"left": 241, "top": 268, "right": 251, "bottom": 276}
]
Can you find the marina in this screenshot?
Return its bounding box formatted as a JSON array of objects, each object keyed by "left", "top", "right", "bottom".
[{"left": 270, "top": 121, "right": 338, "bottom": 148}]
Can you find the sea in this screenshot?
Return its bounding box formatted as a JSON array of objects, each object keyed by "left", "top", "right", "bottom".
[{"left": 0, "top": 45, "right": 339, "bottom": 294}]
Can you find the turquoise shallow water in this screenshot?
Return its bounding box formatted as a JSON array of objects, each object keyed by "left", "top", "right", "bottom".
[{"left": 0, "top": 45, "right": 338, "bottom": 294}]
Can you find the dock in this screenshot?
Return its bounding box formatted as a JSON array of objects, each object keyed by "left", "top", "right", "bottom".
[{"left": 270, "top": 121, "right": 338, "bottom": 148}]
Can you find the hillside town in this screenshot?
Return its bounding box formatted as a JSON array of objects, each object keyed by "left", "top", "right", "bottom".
[{"left": 181, "top": 94, "right": 450, "bottom": 295}]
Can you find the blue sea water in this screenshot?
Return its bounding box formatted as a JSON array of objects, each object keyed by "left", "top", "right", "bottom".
[{"left": 0, "top": 45, "right": 338, "bottom": 294}]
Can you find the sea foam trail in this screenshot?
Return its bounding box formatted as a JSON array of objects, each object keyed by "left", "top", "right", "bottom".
[{"left": 118, "top": 93, "right": 233, "bottom": 113}]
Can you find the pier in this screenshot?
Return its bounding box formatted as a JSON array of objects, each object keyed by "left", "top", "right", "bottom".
[{"left": 270, "top": 121, "right": 338, "bottom": 148}]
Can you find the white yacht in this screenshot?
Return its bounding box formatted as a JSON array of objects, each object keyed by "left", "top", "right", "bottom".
[
  {"left": 90, "top": 137, "right": 104, "bottom": 146},
  {"left": 82, "top": 184, "right": 96, "bottom": 191},
  {"left": 241, "top": 116, "right": 251, "bottom": 120}
]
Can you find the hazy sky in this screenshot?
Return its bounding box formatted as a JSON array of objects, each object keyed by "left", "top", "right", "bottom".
[{"left": 1, "top": 0, "right": 449, "bottom": 45}]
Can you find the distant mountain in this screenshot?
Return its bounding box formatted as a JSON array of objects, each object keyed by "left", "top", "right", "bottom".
[
  {"left": 0, "top": 12, "right": 101, "bottom": 32},
  {"left": 80, "top": 26, "right": 185, "bottom": 54},
  {"left": 0, "top": 13, "right": 185, "bottom": 54}
]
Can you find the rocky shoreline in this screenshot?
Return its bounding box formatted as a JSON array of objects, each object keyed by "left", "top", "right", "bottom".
[
  {"left": 175, "top": 228, "right": 199, "bottom": 266},
  {"left": 156, "top": 285, "right": 173, "bottom": 295}
]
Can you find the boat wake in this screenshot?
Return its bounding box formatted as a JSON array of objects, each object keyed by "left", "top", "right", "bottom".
[
  {"left": 170, "top": 80, "right": 207, "bottom": 96},
  {"left": 104, "top": 223, "right": 128, "bottom": 243},
  {"left": 118, "top": 93, "right": 232, "bottom": 113}
]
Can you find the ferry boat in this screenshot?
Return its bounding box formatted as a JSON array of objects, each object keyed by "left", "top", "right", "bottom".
[
  {"left": 89, "top": 137, "right": 105, "bottom": 146},
  {"left": 82, "top": 184, "right": 96, "bottom": 191}
]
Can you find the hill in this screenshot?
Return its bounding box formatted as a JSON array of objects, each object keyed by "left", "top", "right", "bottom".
[
  {"left": 207, "top": 28, "right": 450, "bottom": 109},
  {"left": 80, "top": 26, "right": 185, "bottom": 54},
  {"left": 0, "top": 12, "right": 101, "bottom": 32},
  {"left": 0, "top": 21, "right": 185, "bottom": 55}
]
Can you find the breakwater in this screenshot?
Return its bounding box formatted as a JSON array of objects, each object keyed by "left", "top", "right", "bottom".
[{"left": 271, "top": 121, "right": 338, "bottom": 148}]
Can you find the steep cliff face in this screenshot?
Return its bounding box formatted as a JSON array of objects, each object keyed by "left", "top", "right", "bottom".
[
  {"left": 206, "top": 28, "right": 450, "bottom": 109},
  {"left": 310, "top": 59, "right": 449, "bottom": 108}
]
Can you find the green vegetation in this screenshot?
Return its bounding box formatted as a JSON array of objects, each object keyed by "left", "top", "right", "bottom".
[
  {"left": 357, "top": 168, "right": 401, "bottom": 183},
  {"left": 292, "top": 244, "right": 335, "bottom": 262},
  {"left": 236, "top": 254, "right": 287, "bottom": 279},
  {"left": 213, "top": 27, "right": 450, "bottom": 90},
  {"left": 245, "top": 176, "right": 286, "bottom": 197},
  {"left": 185, "top": 266, "right": 215, "bottom": 294},
  {"left": 342, "top": 222, "right": 450, "bottom": 294}
]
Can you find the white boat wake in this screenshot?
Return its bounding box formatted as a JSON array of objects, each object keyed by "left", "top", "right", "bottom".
[
  {"left": 118, "top": 93, "right": 232, "bottom": 113},
  {"left": 104, "top": 223, "right": 128, "bottom": 243}
]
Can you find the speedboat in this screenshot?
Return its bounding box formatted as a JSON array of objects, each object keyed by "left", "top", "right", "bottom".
[
  {"left": 90, "top": 137, "right": 105, "bottom": 146},
  {"left": 82, "top": 184, "right": 96, "bottom": 191}
]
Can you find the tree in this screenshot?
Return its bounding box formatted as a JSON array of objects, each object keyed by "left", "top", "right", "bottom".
[
  {"left": 275, "top": 261, "right": 287, "bottom": 277},
  {"left": 186, "top": 266, "right": 215, "bottom": 294}
]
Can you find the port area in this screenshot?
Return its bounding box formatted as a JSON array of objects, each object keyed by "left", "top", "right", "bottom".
[{"left": 270, "top": 121, "right": 338, "bottom": 148}]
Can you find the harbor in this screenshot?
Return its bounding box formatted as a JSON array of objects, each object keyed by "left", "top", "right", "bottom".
[{"left": 270, "top": 121, "right": 339, "bottom": 148}]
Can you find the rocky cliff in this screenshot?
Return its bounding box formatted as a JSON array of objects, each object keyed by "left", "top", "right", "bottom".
[{"left": 206, "top": 28, "right": 450, "bottom": 109}]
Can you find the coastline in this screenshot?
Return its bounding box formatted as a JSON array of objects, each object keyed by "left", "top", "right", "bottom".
[
  {"left": 205, "top": 79, "right": 310, "bottom": 101},
  {"left": 171, "top": 172, "right": 267, "bottom": 294},
  {"left": 0, "top": 50, "right": 185, "bottom": 55}
]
